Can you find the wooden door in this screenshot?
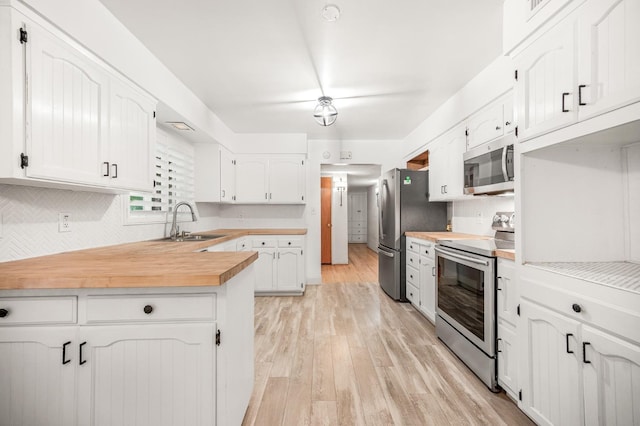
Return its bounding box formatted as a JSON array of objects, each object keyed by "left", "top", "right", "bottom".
[{"left": 321, "top": 177, "right": 332, "bottom": 264}]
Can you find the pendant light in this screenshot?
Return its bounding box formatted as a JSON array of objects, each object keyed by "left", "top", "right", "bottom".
[{"left": 313, "top": 96, "right": 338, "bottom": 126}]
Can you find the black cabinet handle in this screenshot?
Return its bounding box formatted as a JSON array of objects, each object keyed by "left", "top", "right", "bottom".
[
  {"left": 583, "top": 342, "right": 591, "bottom": 364},
  {"left": 62, "top": 341, "right": 71, "bottom": 365},
  {"left": 79, "top": 342, "right": 87, "bottom": 365},
  {"left": 111, "top": 163, "right": 118, "bottom": 178},
  {"left": 562, "top": 92, "right": 570, "bottom": 112},
  {"left": 578, "top": 84, "right": 587, "bottom": 106},
  {"left": 103, "top": 162, "right": 110, "bottom": 177},
  {"left": 143, "top": 305, "right": 153, "bottom": 314},
  {"left": 566, "top": 333, "right": 574, "bottom": 354},
  {"left": 572, "top": 303, "right": 582, "bottom": 313},
  {"left": 0, "top": 308, "right": 8, "bottom": 318}
]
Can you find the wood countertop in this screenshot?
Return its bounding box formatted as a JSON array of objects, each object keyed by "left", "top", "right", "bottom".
[
  {"left": 405, "top": 232, "right": 515, "bottom": 260},
  {"left": 0, "top": 228, "right": 306, "bottom": 291}
]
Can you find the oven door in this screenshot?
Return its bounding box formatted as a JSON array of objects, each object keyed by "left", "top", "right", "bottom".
[{"left": 435, "top": 246, "right": 496, "bottom": 356}]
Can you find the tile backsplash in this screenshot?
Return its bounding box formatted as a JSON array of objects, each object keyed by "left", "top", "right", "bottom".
[
  {"left": 452, "top": 197, "right": 515, "bottom": 236},
  {"left": 0, "top": 184, "right": 218, "bottom": 262}
]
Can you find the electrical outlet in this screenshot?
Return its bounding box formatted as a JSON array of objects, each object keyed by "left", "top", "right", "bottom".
[
  {"left": 476, "top": 211, "right": 483, "bottom": 224},
  {"left": 58, "top": 213, "right": 71, "bottom": 232}
]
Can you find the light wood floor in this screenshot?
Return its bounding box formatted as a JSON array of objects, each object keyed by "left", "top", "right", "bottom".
[{"left": 243, "top": 244, "right": 534, "bottom": 426}]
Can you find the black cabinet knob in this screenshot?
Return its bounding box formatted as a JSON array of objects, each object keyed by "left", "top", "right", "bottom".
[
  {"left": 143, "top": 305, "right": 153, "bottom": 314},
  {"left": 0, "top": 308, "right": 8, "bottom": 318},
  {"left": 261, "top": 242, "right": 265, "bottom": 245},
  {"left": 572, "top": 303, "right": 582, "bottom": 313},
  {"left": 288, "top": 242, "right": 291, "bottom": 245}
]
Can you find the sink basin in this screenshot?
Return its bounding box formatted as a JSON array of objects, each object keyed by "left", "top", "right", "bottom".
[{"left": 158, "top": 234, "right": 226, "bottom": 242}]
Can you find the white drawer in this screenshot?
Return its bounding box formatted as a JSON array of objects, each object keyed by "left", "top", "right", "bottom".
[
  {"left": 252, "top": 238, "right": 277, "bottom": 248},
  {"left": 406, "top": 266, "right": 419, "bottom": 287},
  {"left": 406, "top": 283, "right": 419, "bottom": 305},
  {"left": 406, "top": 251, "right": 419, "bottom": 268},
  {"left": 419, "top": 243, "right": 434, "bottom": 257},
  {"left": 407, "top": 239, "right": 419, "bottom": 253},
  {"left": 278, "top": 238, "right": 303, "bottom": 248},
  {"left": 351, "top": 228, "right": 366, "bottom": 235},
  {"left": 350, "top": 235, "right": 366, "bottom": 243},
  {"left": 236, "top": 239, "right": 250, "bottom": 251},
  {"left": 0, "top": 297, "right": 76, "bottom": 325},
  {"left": 86, "top": 294, "right": 216, "bottom": 323}
]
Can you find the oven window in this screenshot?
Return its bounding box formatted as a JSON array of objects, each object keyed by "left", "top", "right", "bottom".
[{"left": 437, "top": 256, "right": 485, "bottom": 340}]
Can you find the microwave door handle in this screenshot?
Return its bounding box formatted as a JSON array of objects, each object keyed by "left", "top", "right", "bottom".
[{"left": 501, "top": 145, "right": 509, "bottom": 182}]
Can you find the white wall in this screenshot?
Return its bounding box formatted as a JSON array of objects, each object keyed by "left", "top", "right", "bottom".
[
  {"left": 625, "top": 143, "right": 640, "bottom": 262},
  {"left": 451, "top": 197, "right": 515, "bottom": 236},
  {"left": 367, "top": 184, "right": 379, "bottom": 252}
]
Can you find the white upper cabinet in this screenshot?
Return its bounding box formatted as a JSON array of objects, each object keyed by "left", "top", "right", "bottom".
[
  {"left": 577, "top": 0, "right": 640, "bottom": 121},
  {"left": 235, "top": 156, "right": 306, "bottom": 204},
  {"left": 27, "top": 21, "right": 109, "bottom": 186},
  {"left": 429, "top": 123, "right": 468, "bottom": 201},
  {"left": 268, "top": 157, "right": 305, "bottom": 204},
  {"left": 467, "top": 100, "right": 507, "bottom": 150},
  {"left": 235, "top": 157, "right": 269, "bottom": 203},
  {"left": 107, "top": 76, "right": 156, "bottom": 192},
  {"left": 514, "top": 20, "right": 577, "bottom": 141},
  {"left": 219, "top": 145, "right": 236, "bottom": 202},
  {"left": 0, "top": 6, "right": 156, "bottom": 193}
]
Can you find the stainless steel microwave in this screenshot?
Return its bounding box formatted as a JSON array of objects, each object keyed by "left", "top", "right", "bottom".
[{"left": 463, "top": 137, "right": 514, "bottom": 195}]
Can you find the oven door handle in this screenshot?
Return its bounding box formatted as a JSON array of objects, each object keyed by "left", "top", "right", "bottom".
[{"left": 435, "top": 246, "right": 489, "bottom": 267}]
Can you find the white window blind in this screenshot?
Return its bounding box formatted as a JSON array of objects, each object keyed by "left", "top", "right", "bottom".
[{"left": 127, "top": 130, "right": 194, "bottom": 223}]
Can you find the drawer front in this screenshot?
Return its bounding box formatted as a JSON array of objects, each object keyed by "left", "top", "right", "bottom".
[
  {"left": 350, "top": 228, "right": 367, "bottom": 235},
  {"left": 86, "top": 294, "right": 216, "bottom": 323},
  {"left": 350, "top": 221, "right": 366, "bottom": 228},
  {"left": 350, "top": 235, "right": 366, "bottom": 243},
  {"left": 0, "top": 297, "right": 76, "bottom": 325},
  {"left": 406, "top": 283, "right": 420, "bottom": 305},
  {"left": 252, "top": 238, "right": 277, "bottom": 248},
  {"left": 406, "top": 251, "right": 419, "bottom": 268},
  {"left": 407, "top": 239, "right": 419, "bottom": 253},
  {"left": 420, "top": 242, "right": 434, "bottom": 257},
  {"left": 406, "top": 266, "right": 419, "bottom": 287},
  {"left": 236, "top": 239, "right": 250, "bottom": 251},
  {"left": 278, "top": 238, "right": 303, "bottom": 248}
]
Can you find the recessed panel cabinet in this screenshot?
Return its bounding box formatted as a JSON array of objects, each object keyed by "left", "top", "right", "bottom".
[
  {"left": 405, "top": 237, "right": 437, "bottom": 323},
  {"left": 235, "top": 156, "right": 306, "bottom": 204},
  {"left": 0, "top": 6, "right": 156, "bottom": 193},
  {"left": 252, "top": 236, "right": 305, "bottom": 295},
  {"left": 428, "top": 123, "right": 468, "bottom": 201}
]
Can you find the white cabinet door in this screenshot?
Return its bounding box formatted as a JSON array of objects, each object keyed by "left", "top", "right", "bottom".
[
  {"left": 268, "top": 158, "right": 305, "bottom": 204},
  {"left": 498, "top": 322, "right": 519, "bottom": 400},
  {"left": 107, "top": 77, "right": 156, "bottom": 192},
  {"left": 428, "top": 124, "right": 467, "bottom": 201},
  {"left": 577, "top": 0, "right": 640, "bottom": 121},
  {"left": 220, "top": 146, "right": 236, "bottom": 202},
  {"left": 519, "top": 300, "right": 583, "bottom": 426},
  {"left": 235, "top": 158, "right": 268, "bottom": 203},
  {"left": 466, "top": 101, "right": 505, "bottom": 150},
  {"left": 497, "top": 259, "right": 518, "bottom": 327},
  {"left": 77, "top": 324, "right": 215, "bottom": 426},
  {"left": 27, "top": 22, "right": 108, "bottom": 186},
  {"left": 428, "top": 139, "right": 447, "bottom": 201},
  {"left": 582, "top": 325, "right": 640, "bottom": 426},
  {"left": 277, "top": 248, "right": 303, "bottom": 291},
  {"left": 0, "top": 327, "right": 78, "bottom": 426},
  {"left": 254, "top": 248, "right": 276, "bottom": 291},
  {"left": 515, "top": 19, "right": 577, "bottom": 141},
  {"left": 418, "top": 254, "right": 436, "bottom": 323}
]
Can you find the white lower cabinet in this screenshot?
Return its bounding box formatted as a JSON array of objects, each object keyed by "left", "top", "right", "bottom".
[
  {"left": 0, "top": 266, "right": 255, "bottom": 426},
  {"left": 518, "top": 266, "right": 640, "bottom": 426},
  {"left": 405, "top": 237, "right": 437, "bottom": 323},
  {"left": 253, "top": 236, "right": 305, "bottom": 295},
  {"left": 497, "top": 258, "right": 519, "bottom": 400}
]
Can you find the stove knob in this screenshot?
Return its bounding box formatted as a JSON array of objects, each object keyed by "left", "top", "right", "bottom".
[
  {"left": 500, "top": 214, "right": 509, "bottom": 223},
  {"left": 492, "top": 215, "right": 501, "bottom": 223}
]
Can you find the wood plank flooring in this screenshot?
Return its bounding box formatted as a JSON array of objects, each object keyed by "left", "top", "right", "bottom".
[{"left": 243, "top": 244, "right": 534, "bottom": 426}]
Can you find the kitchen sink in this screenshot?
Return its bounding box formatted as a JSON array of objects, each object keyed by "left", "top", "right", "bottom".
[{"left": 158, "top": 234, "right": 226, "bottom": 242}]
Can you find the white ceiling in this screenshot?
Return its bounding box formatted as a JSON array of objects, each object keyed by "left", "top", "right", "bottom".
[{"left": 98, "top": 0, "right": 503, "bottom": 140}]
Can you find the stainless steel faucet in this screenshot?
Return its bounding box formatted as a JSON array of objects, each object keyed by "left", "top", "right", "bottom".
[{"left": 170, "top": 201, "right": 197, "bottom": 239}]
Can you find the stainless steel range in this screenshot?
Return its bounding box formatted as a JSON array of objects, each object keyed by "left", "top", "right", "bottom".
[{"left": 434, "top": 212, "right": 514, "bottom": 392}]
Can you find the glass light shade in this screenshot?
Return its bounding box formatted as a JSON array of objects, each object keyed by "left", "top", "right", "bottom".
[{"left": 313, "top": 96, "right": 338, "bottom": 126}]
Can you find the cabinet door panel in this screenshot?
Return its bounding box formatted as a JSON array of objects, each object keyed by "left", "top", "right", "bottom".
[
  {"left": 235, "top": 158, "right": 268, "bottom": 203},
  {"left": 28, "top": 24, "right": 108, "bottom": 185},
  {"left": 428, "top": 140, "right": 447, "bottom": 201},
  {"left": 0, "top": 327, "right": 78, "bottom": 426},
  {"left": 220, "top": 146, "right": 235, "bottom": 202},
  {"left": 269, "top": 158, "right": 304, "bottom": 203},
  {"left": 582, "top": 326, "right": 640, "bottom": 426},
  {"left": 519, "top": 300, "right": 583, "bottom": 426},
  {"left": 77, "top": 324, "right": 215, "bottom": 426},
  {"left": 515, "top": 21, "right": 577, "bottom": 141},
  {"left": 497, "top": 259, "right": 518, "bottom": 327},
  {"left": 418, "top": 255, "right": 436, "bottom": 322},
  {"left": 254, "top": 249, "right": 276, "bottom": 291},
  {"left": 467, "top": 101, "right": 504, "bottom": 149},
  {"left": 577, "top": 0, "right": 640, "bottom": 121},
  {"left": 498, "top": 322, "right": 518, "bottom": 399},
  {"left": 108, "top": 78, "right": 155, "bottom": 192},
  {"left": 277, "top": 248, "right": 302, "bottom": 291}
]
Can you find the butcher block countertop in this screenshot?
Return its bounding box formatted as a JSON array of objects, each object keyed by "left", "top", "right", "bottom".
[
  {"left": 0, "top": 228, "right": 306, "bottom": 291},
  {"left": 405, "top": 231, "right": 515, "bottom": 260}
]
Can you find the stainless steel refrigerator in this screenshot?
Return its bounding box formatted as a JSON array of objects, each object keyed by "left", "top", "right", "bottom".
[{"left": 378, "top": 169, "right": 447, "bottom": 301}]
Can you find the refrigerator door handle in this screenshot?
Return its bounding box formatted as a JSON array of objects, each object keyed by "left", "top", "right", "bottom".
[
  {"left": 379, "top": 179, "right": 388, "bottom": 239},
  {"left": 378, "top": 246, "right": 395, "bottom": 258}
]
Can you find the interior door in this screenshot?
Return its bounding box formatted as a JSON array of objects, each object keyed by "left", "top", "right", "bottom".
[{"left": 321, "top": 177, "right": 332, "bottom": 264}]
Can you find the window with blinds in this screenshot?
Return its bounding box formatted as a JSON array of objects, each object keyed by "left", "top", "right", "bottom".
[{"left": 127, "top": 130, "right": 195, "bottom": 224}]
